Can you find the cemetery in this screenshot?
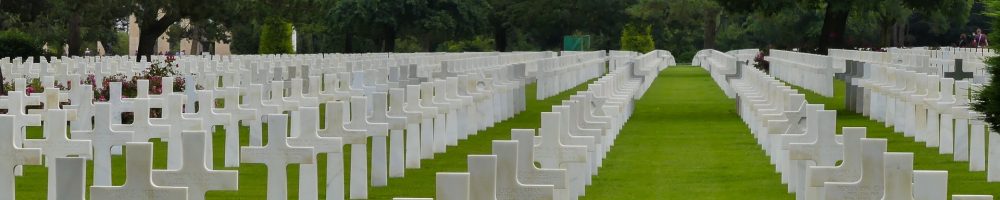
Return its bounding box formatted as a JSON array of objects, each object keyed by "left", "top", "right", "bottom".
[{"left": 7, "top": 0, "right": 1000, "bottom": 199}]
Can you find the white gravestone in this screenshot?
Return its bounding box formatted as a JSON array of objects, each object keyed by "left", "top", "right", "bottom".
[
  {"left": 370, "top": 92, "right": 393, "bottom": 186},
  {"left": 54, "top": 157, "right": 86, "bottom": 200},
  {"left": 881, "top": 152, "right": 916, "bottom": 200},
  {"left": 154, "top": 94, "right": 204, "bottom": 170},
  {"left": 90, "top": 142, "right": 188, "bottom": 200},
  {"left": 467, "top": 154, "right": 498, "bottom": 200},
  {"left": 320, "top": 100, "right": 368, "bottom": 200},
  {"left": 73, "top": 103, "right": 133, "bottom": 186},
  {"left": 222, "top": 87, "right": 258, "bottom": 167},
  {"left": 344, "top": 96, "right": 388, "bottom": 199},
  {"left": 0, "top": 115, "right": 42, "bottom": 200},
  {"left": 536, "top": 112, "right": 587, "bottom": 199},
  {"left": 127, "top": 98, "right": 171, "bottom": 143},
  {"left": 436, "top": 172, "right": 470, "bottom": 200},
  {"left": 151, "top": 131, "right": 238, "bottom": 200},
  {"left": 402, "top": 86, "right": 427, "bottom": 168},
  {"left": 823, "top": 138, "right": 888, "bottom": 200},
  {"left": 240, "top": 114, "right": 314, "bottom": 200},
  {"left": 500, "top": 136, "right": 570, "bottom": 199},
  {"left": 23, "top": 109, "right": 92, "bottom": 200},
  {"left": 287, "top": 107, "right": 344, "bottom": 200},
  {"left": 387, "top": 88, "right": 410, "bottom": 177},
  {"left": 491, "top": 141, "right": 556, "bottom": 200},
  {"left": 427, "top": 81, "right": 450, "bottom": 153},
  {"left": 804, "top": 127, "right": 865, "bottom": 199}
]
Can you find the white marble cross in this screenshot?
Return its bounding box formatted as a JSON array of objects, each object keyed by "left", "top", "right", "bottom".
[
  {"left": 221, "top": 87, "right": 258, "bottom": 167},
  {"left": 344, "top": 96, "right": 388, "bottom": 199},
  {"left": 788, "top": 109, "right": 842, "bottom": 194},
  {"left": 387, "top": 88, "right": 410, "bottom": 177},
  {"left": 240, "top": 114, "right": 314, "bottom": 200},
  {"left": 23, "top": 109, "right": 92, "bottom": 200},
  {"left": 0, "top": 115, "right": 42, "bottom": 200},
  {"left": 90, "top": 142, "right": 188, "bottom": 200},
  {"left": 287, "top": 107, "right": 344, "bottom": 200},
  {"left": 427, "top": 81, "right": 449, "bottom": 154},
  {"left": 151, "top": 131, "right": 238, "bottom": 200},
  {"left": 407, "top": 84, "right": 437, "bottom": 160},
  {"left": 72, "top": 103, "right": 133, "bottom": 186},
  {"left": 154, "top": 94, "right": 204, "bottom": 170},
  {"left": 369, "top": 92, "right": 395, "bottom": 186},
  {"left": 491, "top": 140, "right": 556, "bottom": 200},
  {"left": 804, "top": 127, "right": 866, "bottom": 199},
  {"left": 505, "top": 132, "right": 571, "bottom": 199},
  {"left": 535, "top": 112, "right": 588, "bottom": 198},
  {"left": 127, "top": 98, "right": 171, "bottom": 142},
  {"left": 108, "top": 82, "right": 134, "bottom": 124},
  {"left": 823, "top": 138, "right": 888, "bottom": 200}
]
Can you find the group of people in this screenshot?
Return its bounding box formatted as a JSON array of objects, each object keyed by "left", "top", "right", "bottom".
[{"left": 958, "top": 28, "right": 989, "bottom": 48}]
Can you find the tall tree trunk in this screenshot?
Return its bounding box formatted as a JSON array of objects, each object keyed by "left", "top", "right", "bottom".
[
  {"left": 702, "top": 11, "right": 718, "bottom": 50},
  {"left": 135, "top": 14, "right": 180, "bottom": 62},
  {"left": 492, "top": 19, "right": 508, "bottom": 52},
  {"left": 383, "top": 25, "right": 397, "bottom": 52},
  {"left": 817, "top": 1, "right": 850, "bottom": 54},
  {"left": 344, "top": 30, "right": 354, "bottom": 53},
  {"left": 67, "top": 12, "right": 82, "bottom": 56}
]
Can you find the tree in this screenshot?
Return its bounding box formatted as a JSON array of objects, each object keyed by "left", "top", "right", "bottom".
[{"left": 718, "top": 0, "right": 965, "bottom": 53}]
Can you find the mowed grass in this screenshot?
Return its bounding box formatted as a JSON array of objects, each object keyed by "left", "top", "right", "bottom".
[
  {"left": 582, "top": 66, "right": 793, "bottom": 199},
  {"left": 791, "top": 79, "right": 1000, "bottom": 197},
  {"left": 14, "top": 77, "right": 597, "bottom": 199}
]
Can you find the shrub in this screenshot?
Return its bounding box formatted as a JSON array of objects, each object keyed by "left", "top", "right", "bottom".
[
  {"left": 0, "top": 30, "right": 44, "bottom": 59},
  {"left": 259, "top": 17, "right": 295, "bottom": 54},
  {"left": 971, "top": 11, "right": 1000, "bottom": 131},
  {"left": 620, "top": 23, "right": 655, "bottom": 53},
  {"left": 437, "top": 36, "right": 494, "bottom": 52}
]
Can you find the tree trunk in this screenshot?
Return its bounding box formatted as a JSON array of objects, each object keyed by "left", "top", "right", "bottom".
[
  {"left": 702, "top": 11, "right": 718, "bottom": 50},
  {"left": 817, "top": 1, "right": 850, "bottom": 54},
  {"left": 383, "top": 25, "right": 397, "bottom": 52},
  {"left": 67, "top": 12, "right": 82, "bottom": 56},
  {"left": 344, "top": 30, "right": 354, "bottom": 53},
  {"left": 492, "top": 19, "right": 508, "bottom": 52},
  {"left": 135, "top": 14, "right": 180, "bottom": 62}
]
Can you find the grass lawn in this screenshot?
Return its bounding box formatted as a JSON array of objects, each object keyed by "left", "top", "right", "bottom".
[
  {"left": 791, "top": 78, "right": 1000, "bottom": 197},
  {"left": 582, "top": 66, "right": 792, "bottom": 199},
  {"left": 13, "top": 76, "right": 598, "bottom": 199}
]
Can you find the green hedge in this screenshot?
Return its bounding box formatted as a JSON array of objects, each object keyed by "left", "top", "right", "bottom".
[
  {"left": 0, "top": 30, "right": 44, "bottom": 58},
  {"left": 259, "top": 17, "right": 295, "bottom": 54}
]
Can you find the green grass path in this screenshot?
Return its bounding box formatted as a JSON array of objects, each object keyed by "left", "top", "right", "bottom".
[
  {"left": 793, "top": 79, "right": 1000, "bottom": 197},
  {"left": 582, "top": 66, "right": 793, "bottom": 199}
]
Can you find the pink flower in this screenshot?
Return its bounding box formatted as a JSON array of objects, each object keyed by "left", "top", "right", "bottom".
[{"left": 25, "top": 87, "right": 34, "bottom": 94}]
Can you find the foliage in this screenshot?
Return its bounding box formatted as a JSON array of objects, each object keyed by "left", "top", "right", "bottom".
[
  {"left": 437, "top": 36, "right": 495, "bottom": 52},
  {"left": 395, "top": 36, "right": 424, "bottom": 53},
  {"left": 620, "top": 23, "right": 655, "bottom": 53},
  {"left": 0, "top": 30, "right": 43, "bottom": 58},
  {"left": 258, "top": 17, "right": 295, "bottom": 54},
  {"left": 972, "top": 0, "right": 1000, "bottom": 131}
]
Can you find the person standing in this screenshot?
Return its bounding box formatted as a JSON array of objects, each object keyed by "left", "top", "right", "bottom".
[
  {"left": 959, "top": 33, "right": 969, "bottom": 47},
  {"left": 974, "top": 28, "right": 989, "bottom": 48}
]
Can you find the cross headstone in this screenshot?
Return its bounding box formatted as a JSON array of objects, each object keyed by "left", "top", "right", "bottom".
[
  {"left": 881, "top": 152, "right": 915, "bottom": 200},
  {"left": 387, "top": 88, "right": 410, "bottom": 177},
  {"left": 823, "top": 138, "right": 888, "bottom": 199},
  {"left": 945, "top": 59, "right": 974, "bottom": 80},
  {"left": 0, "top": 115, "right": 42, "bottom": 200},
  {"left": 491, "top": 140, "right": 556, "bottom": 200},
  {"left": 75, "top": 103, "right": 133, "bottom": 186},
  {"left": 89, "top": 142, "right": 188, "bottom": 200},
  {"left": 804, "top": 127, "right": 866, "bottom": 199},
  {"left": 287, "top": 107, "right": 344, "bottom": 200},
  {"left": 23, "top": 109, "right": 92, "bottom": 199},
  {"left": 153, "top": 94, "right": 204, "bottom": 170},
  {"left": 151, "top": 131, "right": 238, "bottom": 200},
  {"left": 535, "top": 112, "right": 588, "bottom": 198},
  {"left": 108, "top": 82, "right": 133, "bottom": 124},
  {"left": 128, "top": 98, "right": 171, "bottom": 142},
  {"left": 508, "top": 131, "right": 571, "bottom": 197},
  {"left": 240, "top": 114, "right": 314, "bottom": 200}
]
